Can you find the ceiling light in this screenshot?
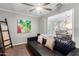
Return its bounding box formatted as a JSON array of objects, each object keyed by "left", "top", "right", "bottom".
[{"left": 36, "top": 7, "right": 42, "bottom": 11}]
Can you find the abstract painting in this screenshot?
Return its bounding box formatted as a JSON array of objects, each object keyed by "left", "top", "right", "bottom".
[{"left": 18, "top": 18, "right": 31, "bottom": 33}]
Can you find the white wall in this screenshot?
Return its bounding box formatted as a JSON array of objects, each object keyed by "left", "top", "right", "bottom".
[
  {"left": 0, "top": 10, "right": 39, "bottom": 46},
  {"left": 39, "top": 3, "right": 79, "bottom": 48}
]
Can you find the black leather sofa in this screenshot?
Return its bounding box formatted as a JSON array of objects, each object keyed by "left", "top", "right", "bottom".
[{"left": 27, "top": 36, "right": 79, "bottom": 56}]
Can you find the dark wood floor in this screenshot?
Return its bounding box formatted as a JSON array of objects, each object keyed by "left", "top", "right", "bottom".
[{"left": 5, "top": 44, "right": 31, "bottom": 56}]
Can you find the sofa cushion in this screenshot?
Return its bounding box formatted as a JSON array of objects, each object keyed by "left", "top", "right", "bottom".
[
  {"left": 67, "top": 48, "right": 79, "bottom": 56},
  {"left": 54, "top": 37, "right": 75, "bottom": 55},
  {"left": 28, "top": 41, "right": 64, "bottom": 56}
]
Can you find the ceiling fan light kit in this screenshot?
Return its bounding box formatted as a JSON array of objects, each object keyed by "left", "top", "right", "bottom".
[
  {"left": 36, "top": 7, "right": 43, "bottom": 11},
  {"left": 22, "top": 3, "right": 63, "bottom": 15}
]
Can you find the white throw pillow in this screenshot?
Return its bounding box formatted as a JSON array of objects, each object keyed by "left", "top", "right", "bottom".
[
  {"left": 37, "top": 35, "right": 43, "bottom": 44},
  {"left": 45, "top": 38, "right": 55, "bottom": 50}
]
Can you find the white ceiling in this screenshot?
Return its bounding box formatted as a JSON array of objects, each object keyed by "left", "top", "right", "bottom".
[{"left": 0, "top": 3, "right": 65, "bottom": 18}]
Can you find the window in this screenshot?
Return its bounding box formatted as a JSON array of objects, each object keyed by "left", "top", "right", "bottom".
[{"left": 47, "top": 9, "right": 73, "bottom": 36}]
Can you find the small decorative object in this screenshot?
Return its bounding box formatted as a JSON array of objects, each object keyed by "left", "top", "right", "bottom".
[{"left": 18, "top": 18, "right": 31, "bottom": 33}]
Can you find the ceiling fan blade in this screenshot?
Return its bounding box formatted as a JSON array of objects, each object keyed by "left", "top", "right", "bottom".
[
  {"left": 42, "top": 3, "right": 50, "bottom": 6},
  {"left": 53, "top": 3, "right": 63, "bottom": 11},
  {"left": 22, "top": 3, "right": 34, "bottom": 7},
  {"left": 29, "top": 9, "right": 35, "bottom": 12},
  {"left": 44, "top": 8, "right": 52, "bottom": 11},
  {"left": 56, "top": 3, "right": 63, "bottom": 7}
]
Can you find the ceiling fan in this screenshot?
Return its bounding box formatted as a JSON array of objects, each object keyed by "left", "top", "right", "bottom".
[
  {"left": 22, "top": 3, "right": 63, "bottom": 14},
  {"left": 22, "top": 3, "right": 52, "bottom": 12}
]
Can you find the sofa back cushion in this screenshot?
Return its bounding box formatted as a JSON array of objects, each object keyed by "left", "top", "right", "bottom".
[
  {"left": 54, "top": 37, "right": 75, "bottom": 55},
  {"left": 42, "top": 38, "right": 46, "bottom": 45},
  {"left": 27, "top": 36, "right": 38, "bottom": 42}
]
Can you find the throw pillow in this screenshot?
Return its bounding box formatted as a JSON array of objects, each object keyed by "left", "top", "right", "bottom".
[
  {"left": 45, "top": 37, "right": 55, "bottom": 50},
  {"left": 37, "top": 35, "right": 43, "bottom": 44}
]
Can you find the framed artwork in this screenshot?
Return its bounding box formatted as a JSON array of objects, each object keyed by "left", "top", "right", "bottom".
[{"left": 17, "top": 18, "right": 31, "bottom": 33}]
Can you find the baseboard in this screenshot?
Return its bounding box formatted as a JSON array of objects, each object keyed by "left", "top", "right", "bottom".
[{"left": 13, "top": 42, "right": 27, "bottom": 46}]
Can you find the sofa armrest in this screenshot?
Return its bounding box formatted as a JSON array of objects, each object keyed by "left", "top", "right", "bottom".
[
  {"left": 67, "top": 48, "right": 79, "bottom": 56},
  {"left": 27, "top": 36, "right": 38, "bottom": 42}
]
